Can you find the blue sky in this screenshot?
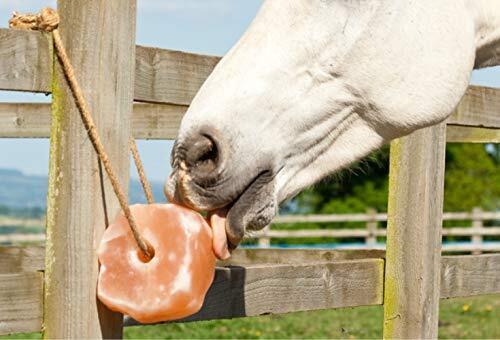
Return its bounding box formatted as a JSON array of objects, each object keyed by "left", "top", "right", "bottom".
[{"left": 0, "top": 0, "right": 499, "bottom": 181}]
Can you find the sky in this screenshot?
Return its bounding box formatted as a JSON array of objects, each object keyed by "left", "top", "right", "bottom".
[{"left": 0, "top": 0, "right": 499, "bottom": 181}]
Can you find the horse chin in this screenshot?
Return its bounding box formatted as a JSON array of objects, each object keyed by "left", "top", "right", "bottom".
[
  {"left": 223, "top": 173, "right": 277, "bottom": 248},
  {"left": 165, "top": 169, "right": 278, "bottom": 249}
]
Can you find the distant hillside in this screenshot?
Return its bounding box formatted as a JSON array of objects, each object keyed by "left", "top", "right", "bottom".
[{"left": 0, "top": 168, "right": 167, "bottom": 211}]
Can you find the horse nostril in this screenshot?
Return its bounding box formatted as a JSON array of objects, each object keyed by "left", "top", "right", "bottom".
[{"left": 185, "top": 133, "right": 220, "bottom": 175}]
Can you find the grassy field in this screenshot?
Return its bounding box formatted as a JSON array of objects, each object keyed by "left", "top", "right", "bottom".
[{"left": 3, "top": 295, "right": 499, "bottom": 339}]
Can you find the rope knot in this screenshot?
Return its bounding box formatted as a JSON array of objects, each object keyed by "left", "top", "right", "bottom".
[{"left": 9, "top": 7, "right": 59, "bottom": 32}]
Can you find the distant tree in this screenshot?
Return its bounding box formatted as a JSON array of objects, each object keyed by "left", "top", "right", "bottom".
[
  {"left": 285, "top": 143, "right": 499, "bottom": 216},
  {"left": 444, "top": 144, "right": 500, "bottom": 212}
]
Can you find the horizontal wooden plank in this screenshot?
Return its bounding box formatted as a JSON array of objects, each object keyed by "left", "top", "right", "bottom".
[
  {"left": 442, "top": 243, "right": 500, "bottom": 253},
  {"left": 0, "top": 246, "right": 385, "bottom": 272},
  {"left": 442, "top": 211, "right": 500, "bottom": 221},
  {"left": 262, "top": 229, "right": 371, "bottom": 238},
  {"left": 0, "top": 234, "right": 45, "bottom": 244},
  {"left": 0, "top": 216, "right": 44, "bottom": 228},
  {"left": 0, "top": 272, "right": 43, "bottom": 336},
  {"left": 440, "top": 254, "right": 500, "bottom": 298},
  {"left": 1, "top": 29, "right": 499, "bottom": 127},
  {"left": 250, "top": 227, "right": 500, "bottom": 239},
  {"left": 449, "top": 86, "right": 500, "bottom": 129},
  {"left": 132, "top": 103, "right": 186, "bottom": 139},
  {"left": 446, "top": 125, "right": 500, "bottom": 143},
  {"left": 0, "top": 29, "right": 52, "bottom": 93},
  {"left": 125, "top": 258, "right": 385, "bottom": 326},
  {"left": 0, "top": 29, "right": 219, "bottom": 105},
  {"left": 0, "top": 246, "right": 44, "bottom": 273},
  {"left": 441, "top": 227, "right": 500, "bottom": 236},
  {"left": 0, "top": 102, "right": 187, "bottom": 139},
  {"left": 220, "top": 248, "right": 386, "bottom": 266},
  {"left": 134, "top": 46, "right": 220, "bottom": 105},
  {"left": 0, "top": 251, "right": 498, "bottom": 334},
  {"left": 273, "top": 214, "right": 388, "bottom": 224}
]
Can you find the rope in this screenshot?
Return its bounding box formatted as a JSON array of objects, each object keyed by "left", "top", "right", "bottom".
[
  {"left": 130, "top": 139, "right": 155, "bottom": 205},
  {"left": 10, "top": 8, "right": 154, "bottom": 260}
]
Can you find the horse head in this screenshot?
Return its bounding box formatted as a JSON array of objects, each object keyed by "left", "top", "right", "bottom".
[{"left": 166, "top": 0, "right": 499, "bottom": 255}]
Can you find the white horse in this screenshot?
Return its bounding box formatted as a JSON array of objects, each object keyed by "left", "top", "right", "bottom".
[{"left": 165, "top": 0, "right": 500, "bottom": 259}]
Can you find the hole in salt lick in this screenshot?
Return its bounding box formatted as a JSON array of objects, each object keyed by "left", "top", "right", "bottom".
[{"left": 136, "top": 240, "right": 156, "bottom": 263}]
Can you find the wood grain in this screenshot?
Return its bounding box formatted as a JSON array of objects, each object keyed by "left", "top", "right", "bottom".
[
  {"left": 441, "top": 254, "right": 500, "bottom": 298},
  {"left": 125, "top": 258, "right": 384, "bottom": 326},
  {"left": 134, "top": 46, "right": 220, "bottom": 105},
  {"left": 449, "top": 85, "right": 500, "bottom": 128},
  {"left": 0, "top": 246, "right": 44, "bottom": 273},
  {"left": 0, "top": 251, "right": 497, "bottom": 335},
  {"left": 383, "top": 123, "right": 447, "bottom": 339},
  {"left": 0, "top": 29, "right": 52, "bottom": 93},
  {"left": 447, "top": 125, "right": 500, "bottom": 143},
  {"left": 43, "top": 1, "right": 136, "bottom": 337},
  {"left": 219, "top": 248, "right": 386, "bottom": 266},
  {"left": 0, "top": 272, "right": 43, "bottom": 336},
  {"left": 1, "top": 29, "right": 499, "bottom": 126},
  {"left": 0, "top": 102, "right": 186, "bottom": 139}
]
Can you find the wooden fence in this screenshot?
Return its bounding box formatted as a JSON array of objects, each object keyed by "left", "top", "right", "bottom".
[
  {"left": 253, "top": 208, "right": 500, "bottom": 253},
  {"left": 0, "top": 1, "right": 499, "bottom": 339},
  {"left": 2, "top": 208, "right": 500, "bottom": 253}
]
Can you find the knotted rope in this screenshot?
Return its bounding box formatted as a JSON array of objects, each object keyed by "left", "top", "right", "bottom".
[{"left": 10, "top": 8, "right": 155, "bottom": 259}]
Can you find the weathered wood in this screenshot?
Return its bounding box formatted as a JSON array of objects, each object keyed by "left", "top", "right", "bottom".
[
  {"left": 0, "top": 102, "right": 186, "bottom": 139},
  {"left": 0, "top": 246, "right": 44, "bottom": 273},
  {"left": 131, "top": 103, "right": 186, "bottom": 139},
  {"left": 0, "top": 252, "right": 497, "bottom": 335},
  {"left": 0, "top": 29, "right": 220, "bottom": 105},
  {"left": 0, "top": 233, "right": 45, "bottom": 243},
  {"left": 0, "top": 216, "right": 44, "bottom": 227},
  {"left": 0, "top": 29, "right": 52, "bottom": 93},
  {"left": 446, "top": 125, "right": 500, "bottom": 143},
  {"left": 43, "top": 1, "right": 136, "bottom": 338},
  {"left": 2, "top": 28, "right": 500, "bottom": 123},
  {"left": 441, "top": 254, "right": 500, "bottom": 298},
  {"left": 443, "top": 211, "right": 500, "bottom": 220},
  {"left": 219, "top": 248, "right": 386, "bottom": 266},
  {"left": 0, "top": 272, "right": 43, "bottom": 336},
  {"left": 448, "top": 85, "right": 500, "bottom": 128},
  {"left": 134, "top": 46, "right": 220, "bottom": 105},
  {"left": 383, "top": 123, "right": 447, "bottom": 339},
  {"left": 252, "top": 226, "right": 500, "bottom": 239},
  {"left": 126, "top": 258, "right": 384, "bottom": 326},
  {"left": 261, "top": 229, "right": 372, "bottom": 238},
  {"left": 274, "top": 213, "right": 389, "bottom": 223},
  {"left": 3, "top": 105, "right": 500, "bottom": 143},
  {"left": 441, "top": 226, "right": 500, "bottom": 236}
]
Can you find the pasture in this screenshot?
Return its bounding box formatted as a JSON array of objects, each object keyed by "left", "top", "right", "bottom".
[
  {"left": 3, "top": 295, "right": 499, "bottom": 339},
  {"left": 0, "top": 1, "right": 499, "bottom": 339}
]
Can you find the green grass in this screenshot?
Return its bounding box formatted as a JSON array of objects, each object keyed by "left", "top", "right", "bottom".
[{"left": 3, "top": 295, "right": 498, "bottom": 339}]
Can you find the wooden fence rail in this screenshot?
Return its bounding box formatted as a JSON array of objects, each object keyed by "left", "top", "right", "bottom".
[
  {"left": 0, "top": 2, "right": 499, "bottom": 338},
  {"left": 1, "top": 247, "right": 499, "bottom": 335}
]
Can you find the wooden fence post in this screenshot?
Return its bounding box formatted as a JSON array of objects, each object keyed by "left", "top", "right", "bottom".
[
  {"left": 383, "top": 123, "right": 447, "bottom": 339},
  {"left": 471, "top": 207, "right": 483, "bottom": 255},
  {"left": 44, "top": 1, "right": 137, "bottom": 338},
  {"left": 365, "top": 208, "right": 377, "bottom": 247}
]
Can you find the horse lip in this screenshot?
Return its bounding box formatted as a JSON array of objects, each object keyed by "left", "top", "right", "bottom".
[{"left": 222, "top": 169, "right": 276, "bottom": 247}]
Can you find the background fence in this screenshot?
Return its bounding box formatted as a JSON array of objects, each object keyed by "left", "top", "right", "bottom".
[
  {"left": 2, "top": 207, "right": 499, "bottom": 253},
  {"left": 0, "top": 1, "right": 499, "bottom": 339}
]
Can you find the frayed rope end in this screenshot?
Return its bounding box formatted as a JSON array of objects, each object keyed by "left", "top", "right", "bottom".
[{"left": 9, "top": 7, "right": 59, "bottom": 32}]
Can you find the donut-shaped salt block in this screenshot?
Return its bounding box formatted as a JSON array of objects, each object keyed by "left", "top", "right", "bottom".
[{"left": 97, "top": 204, "right": 216, "bottom": 323}]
